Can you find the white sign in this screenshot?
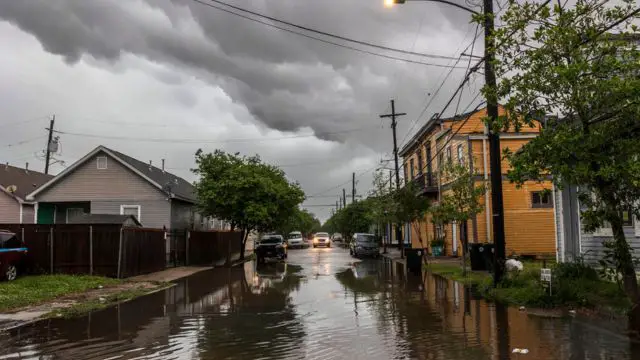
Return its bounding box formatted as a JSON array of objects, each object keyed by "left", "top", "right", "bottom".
[{"left": 540, "top": 268, "right": 552, "bottom": 282}]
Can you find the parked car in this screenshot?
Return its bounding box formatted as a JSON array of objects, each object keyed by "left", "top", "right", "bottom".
[
  {"left": 0, "top": 229, "right": 28, "bottom": 281},
  {"left": 287, "top": 231, "right": 306, "bottom": 249},
  {"left": 312, "top": 232, "right": 331, "bottom": 248},
  {"left": 350, "top": 233, "right": 380, "bottom": 258},
  {"left": 255, "top": 234, "right": 287, "bottom": 263}
]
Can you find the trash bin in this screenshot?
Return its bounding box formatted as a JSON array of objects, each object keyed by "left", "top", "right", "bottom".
[
  {"left": 405, "top": 248, "right": 424, "bottom": 275},
  {"left": 468, "top": 243, "right": 485, "bottom": 271},
  {"left": 481, "top": 243, "right": 495, "bottom": 272}
]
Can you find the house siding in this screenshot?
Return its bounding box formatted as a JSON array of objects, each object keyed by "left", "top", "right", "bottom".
[
  {"left": 35, "top": 152, "right": 167, "bottom": 203},
  {"left": 21, "top": 204, "right": 35, "bottom": 224},
  {"left": 581, "top": 227, "right": 639, "bottom": 268},
  {"left": 92, "top": 200, "right": 170, "bottom": 229},
  {"left": 0, "top": 192, "right": 20, "bottom": 223}
]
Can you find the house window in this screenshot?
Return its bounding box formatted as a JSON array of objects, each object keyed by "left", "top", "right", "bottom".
[
  {"left": 457, "top": 144, "right": 464, "bottom": 165},
  {"left": 97, "top": 156, "right": 108, "bottom": 170},
  {"left": 66, "top": 208, "right": 85, "bottom": 223},
  {"left": 410, "top": 158, "right": 415, "bottom": 179},
  {"left": 120, "top": 205, "right": 141, "bottom": 221},
  {"left": 416, "top": 150, "right": 423, "bottom": 175},
  {"left": 404, "top": 163, "right": 409, "bottom": 184},
  {"left": 446, "top": 147, "right": 452, "bottom": 164},
  {"left": 621, "top": 209, "right": 634, "bottom": 227},
  {"left": 531, "top": 191, "right": 552, "bottom": 208}
]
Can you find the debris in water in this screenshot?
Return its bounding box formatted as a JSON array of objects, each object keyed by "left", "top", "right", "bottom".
[
  {"left": 99, "top": 297, "right": 106, "bottom": 302},
  {"left": 519, "top": 306, "right": 526, "bottom": 311},
  {"left": 97, "top": 285, "right": 104, "bottom": 289},
  {"left": 512, "top": 348, "right": 529, "bottom": 354}
]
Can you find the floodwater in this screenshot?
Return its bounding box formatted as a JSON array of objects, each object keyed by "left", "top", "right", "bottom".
[{"left": 0, "top": 247, "right": 638, "bottom": 359}]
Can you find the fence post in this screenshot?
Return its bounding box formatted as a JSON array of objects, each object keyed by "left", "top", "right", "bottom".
[
  {"left": 49, "top": 227, "right": 54, "bottom": 274},
  {"left": 117, "top": 227, "right": 124, "bottom": 279},
  {"left": 89, "top": 225, "right": 93, "bottom": 276},
  {"left": 186, "top": 230, "right": 190, "bottom": 266}
]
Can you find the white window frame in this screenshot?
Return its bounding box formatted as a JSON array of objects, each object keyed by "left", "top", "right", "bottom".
[
  {"left": 120, "top": 205, "right": 141, "bottom": 222},
  {"left": 97, "top": 156, "right": 108, "bottom": 170},
  {"left": 66, "top": 208, "right": 85, "bottom": 223}
]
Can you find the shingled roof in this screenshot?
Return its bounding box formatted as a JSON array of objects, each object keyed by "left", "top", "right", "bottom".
[
  {"left": 27, "top": 145, "right": 196, "bottom": 203},
  {"left": 0, "top": 163, "right": 53, "bottom": 201}
]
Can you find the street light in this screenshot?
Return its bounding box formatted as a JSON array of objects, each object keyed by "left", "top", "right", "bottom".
[
  {"left": 384, "top": 0, "right": 479, "bottom": 15},
  {"left": 384, "top": 0, "right": 507, "bottom": 285}
]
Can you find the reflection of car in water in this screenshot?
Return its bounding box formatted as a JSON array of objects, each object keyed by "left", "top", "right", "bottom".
[
  {"left": 255, "top": 234, "right": 287, "bottom": 264},
  {"left": 256, "top": 262, "right": 287, "bottom": 281},
  {"left": 352, "top": 260, "right": 379, "bottom": 279},
  {"left": 349, "top": 233, "right": 380, "bottom": 258}
]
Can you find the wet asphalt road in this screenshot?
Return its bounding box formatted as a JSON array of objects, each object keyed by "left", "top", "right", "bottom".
[{"left": 1, "top": 246, "right": 639, "bottom": 359}]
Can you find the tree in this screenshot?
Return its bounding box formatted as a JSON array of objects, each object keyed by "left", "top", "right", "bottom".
[
  {"left": 324, "top": 200, "right": 374, "bottom": 241},
  {"left": 277, "top": 208, "right": 321, "bottom": 238},
  {"left": 389, "top": 181, "right": 431, "bottom": 255},
  {"left": 193, "top": 149, "right": 305, "bottom": 259},
  {"left": 490, "top": 0, "right": 640, "bottom": 320},
  {"left": 434, "top": 162, "right": 486, "bottom": 274}
]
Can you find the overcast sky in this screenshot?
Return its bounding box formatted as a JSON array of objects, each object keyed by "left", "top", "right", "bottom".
[{"left": 0, "top": 0, "right": 486, "bottom": 222}]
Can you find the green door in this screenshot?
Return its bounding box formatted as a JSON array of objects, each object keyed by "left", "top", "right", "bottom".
[{"left": 37, "top": 203, "right": 55, "bottom": 224}]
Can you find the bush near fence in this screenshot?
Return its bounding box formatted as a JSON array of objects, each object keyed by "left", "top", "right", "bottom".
[{"left": 3, "top": 224, "right": 165, "bottom": 278}]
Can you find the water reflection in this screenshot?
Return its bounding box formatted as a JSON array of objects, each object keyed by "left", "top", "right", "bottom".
[{"left": 0, "top": 253, "right": 638, "bottom": 359}]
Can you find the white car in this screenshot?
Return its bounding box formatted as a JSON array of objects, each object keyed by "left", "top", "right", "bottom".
[
  {"left": 287, "top": 231, "right": 305, "bottom": 248},
  {"left": 312, "top": 232, "right": 331, "bottom": 248}
]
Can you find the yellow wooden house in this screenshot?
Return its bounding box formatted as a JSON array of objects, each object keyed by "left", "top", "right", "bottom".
[{"left": 398, "top": 106, "right": 556, "bottom": 258}]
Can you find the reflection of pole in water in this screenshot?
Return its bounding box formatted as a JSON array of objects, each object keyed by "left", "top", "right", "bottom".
[{"left": 495, "top": 303, "right": 510, "bottom": 360}]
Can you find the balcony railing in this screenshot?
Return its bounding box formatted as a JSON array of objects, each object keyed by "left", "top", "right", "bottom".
[{"left": 409, "top": 171, "right": 438, "bottom": 195}]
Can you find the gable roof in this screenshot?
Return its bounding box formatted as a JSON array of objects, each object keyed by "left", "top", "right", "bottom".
[
  {"left": 26, "top": 145, "right": 196, "bottom": 203},
  {"left": 0, "top": 163, "right": 53, "bottom": 202}
]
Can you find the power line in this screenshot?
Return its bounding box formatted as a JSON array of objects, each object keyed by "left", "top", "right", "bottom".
[
  {"left": 200, "top": 0, "right": 464, "bottom": 61},
  {"left": 0, "top": 116, "right": 49, "bottom": 130},
  {"left": 189, "top": 0, "right": 468, "bottom": 69},
  {"left": 53, "top": 126, "right": 377, "bottom": 144},
  {"left": 1, "top": 136, "right": 47, "bottom": 148}
]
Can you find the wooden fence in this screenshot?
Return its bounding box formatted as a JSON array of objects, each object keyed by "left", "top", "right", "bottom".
[
  {"left": 187, "top": 230, "right": 243, "bottom": 266},
  {"left": 3, "top": 224, "right": 165, "bottom": 278}
]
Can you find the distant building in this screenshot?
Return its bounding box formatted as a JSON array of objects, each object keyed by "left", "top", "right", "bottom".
[{"left": 0, "top": 163, "right": 53, "bottom": 224}]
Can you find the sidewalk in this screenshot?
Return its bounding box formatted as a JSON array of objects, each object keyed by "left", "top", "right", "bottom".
[{"left": 381, "top": 247, "right": 462, "bottom": 266}]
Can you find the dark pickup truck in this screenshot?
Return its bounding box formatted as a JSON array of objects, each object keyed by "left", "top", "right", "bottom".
[{"left": 255, "top": 235, "right": 287, "bottom": 264}]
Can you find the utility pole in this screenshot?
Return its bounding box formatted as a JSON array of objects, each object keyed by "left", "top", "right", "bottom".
[
  {"left": 380, "top": 99, "right": 407, "bottom": 258},
  {"left": 342, "top": 188, "right": 347, "bottom": 208},
  {"left": 483, "top": 0, "right": 506, "bottom": 285},
  {"left": 352, "top": 172, "right": 356, "bottom": 203},
  {"left": 44, "top": 115, "right": 55, "bottom": 175},
  {"left": 336, "top": 200, "right": 339, "bottom": 212}
]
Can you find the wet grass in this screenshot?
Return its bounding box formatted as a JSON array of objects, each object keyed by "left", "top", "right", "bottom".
[
  {"left": 50, "top": 283, "right": 171, "bottom": 319},
  {"left": 427, "top": 262, "right": 631, "bottom": 313},
  {"left": 0, "top": 275, "right": 120, "bottom": 312}
]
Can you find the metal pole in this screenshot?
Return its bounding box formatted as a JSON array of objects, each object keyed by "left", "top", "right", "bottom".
[
  {"left": 343, "top": 188, "right": 346, "bottom": 208},
  {"left": 49, "top": 227, "right": 54, "bottom": 274},
  {"left": 89, "top": 225, "right": 93, "bottom": 275},
  {"left": 44, "top": 115, "right": 55, "bottom": 175},
  {"left": 483, "top": 0, "right": 506, "bottom": 285},
  {"left": 117, "top": 227, "right": 124, "bottom": 279},
  {"left": 352, "top": 172, "right": 356, "bottom": 203}
]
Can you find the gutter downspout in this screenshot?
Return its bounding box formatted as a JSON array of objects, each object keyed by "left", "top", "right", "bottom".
[
  {"left": 19, "top": 201, "right": 23, "bottom": 224},
  {"left": 483, "top": 126, "right": 491, "bottom": 242}
]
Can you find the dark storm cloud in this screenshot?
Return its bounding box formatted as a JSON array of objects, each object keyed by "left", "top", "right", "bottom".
[{"left": 0, "top": 0, "right": 478, "bottom": 144}]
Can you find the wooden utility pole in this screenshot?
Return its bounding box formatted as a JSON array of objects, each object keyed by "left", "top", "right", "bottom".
[
  {"left": 44, "top": 115, "right": 55, "bottom": 175},
  {"left": 380, "top": 100, "right": 407, "bottom": 258},
  {"left": 483, "top": 0, "right": 506, "bottom": 285},
  {"left": 342, "top": 188, "right": 347, "bottom": 208},
  {"left": 352, "top": 172, "right": 356, "bottom": 203}
]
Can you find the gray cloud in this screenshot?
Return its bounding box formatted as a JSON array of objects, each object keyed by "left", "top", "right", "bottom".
[{"left": 0, "top": 0, "right": 483, "bottom": 220}]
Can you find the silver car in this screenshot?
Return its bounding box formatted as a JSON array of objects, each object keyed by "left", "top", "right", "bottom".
[
  {"left": 287, "top": 231, "right": 305, "bottom": 248},
  {"left": 350, "top": 233, "right": 380, "bottom": 258},
  {"left": 312, "top": 232, "right": 331, "bottom": 248}
]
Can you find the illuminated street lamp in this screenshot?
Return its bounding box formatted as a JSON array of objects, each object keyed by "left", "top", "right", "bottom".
[{"left": 384, "top": 0, "right": 479, "bottom": 15}]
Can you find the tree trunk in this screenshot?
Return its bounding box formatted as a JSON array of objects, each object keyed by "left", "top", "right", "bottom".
[
  {"left": 609, "top": 211, "right": 640, "bottom": 332},
  {"left": 239, "top": 228, "right": 249, "bottom": 260},
  {"left": 461, "top": 221, "right": 468, "bottom": 276}
]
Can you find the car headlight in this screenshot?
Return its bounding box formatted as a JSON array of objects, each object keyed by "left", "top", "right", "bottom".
[{"left": 313, "top": 238, "right": 318, "bottom": 243}]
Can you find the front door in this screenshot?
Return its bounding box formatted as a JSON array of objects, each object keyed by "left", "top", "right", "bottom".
[{"left": 37, "top": 203, "right": 55, "bottom": 224}]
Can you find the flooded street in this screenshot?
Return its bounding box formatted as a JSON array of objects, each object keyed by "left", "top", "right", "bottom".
[{"left": 1, "top": 247, "right": 638, "bottom": 359}]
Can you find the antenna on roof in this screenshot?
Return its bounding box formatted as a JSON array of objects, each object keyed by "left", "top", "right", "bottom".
[
  {"left": 149, "top": 160, "right": 152, "bottom": 172},
  {"left": 6, "top": 185, "right": 17, "bottom": 193},
  {"left": 25, "top": 162, "right": 29, "bottom": 173},
  {"left": 4, "top": 162, "right": 8, "bottom": 171},
  {"left": 161, "top": 159, "right": 165, "bottom": 173}
]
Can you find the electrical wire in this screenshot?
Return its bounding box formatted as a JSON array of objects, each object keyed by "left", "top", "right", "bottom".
[
  {"left": 200, "top": 0, "right": 462, "bottom": 61},
  {"left": 1, "top": 136, "right": 47, "bottom": 148},
  {"left": 189, "top": 0, "right": 467, "bottom": 69},
  {"left": 52, "top": 126, "right": 378, "bottom": 144},
  {"left": 0, "top": 116, "right": 49, "bottom": 130}
]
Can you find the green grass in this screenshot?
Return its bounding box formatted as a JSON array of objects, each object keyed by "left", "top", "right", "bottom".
[
  {"left": 427, "top": 261, "right": 631, "bottom": 313},
  {"left": 0, "top": 275, "right": 120, "bottom": 312},
  {"left": 51, "top": 285, "right": 169, "bottom": 318}
]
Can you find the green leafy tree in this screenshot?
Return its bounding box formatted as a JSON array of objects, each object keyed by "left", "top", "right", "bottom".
[
  {"left": 490, "top": 0, "right": 640, "bottom": 316},
  {"left": 277, "top": 208, "right": 321, "bottom": 238},
  {"left": 388, "top": 181, "right": 431, "bottom": 254},
  {"left": 193, "top": 149, "right": 305, "bottom": 259}
]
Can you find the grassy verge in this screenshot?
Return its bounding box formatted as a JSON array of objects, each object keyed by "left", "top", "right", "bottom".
[
  {"left": 427, "top": 261, "right": 631, "bottom": 314},
  {"left": 50, "top": 283, "right": 171, "bottom": 319},
  {"left": 0, "top": 275, "right": 120, "bottom": 312}
]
